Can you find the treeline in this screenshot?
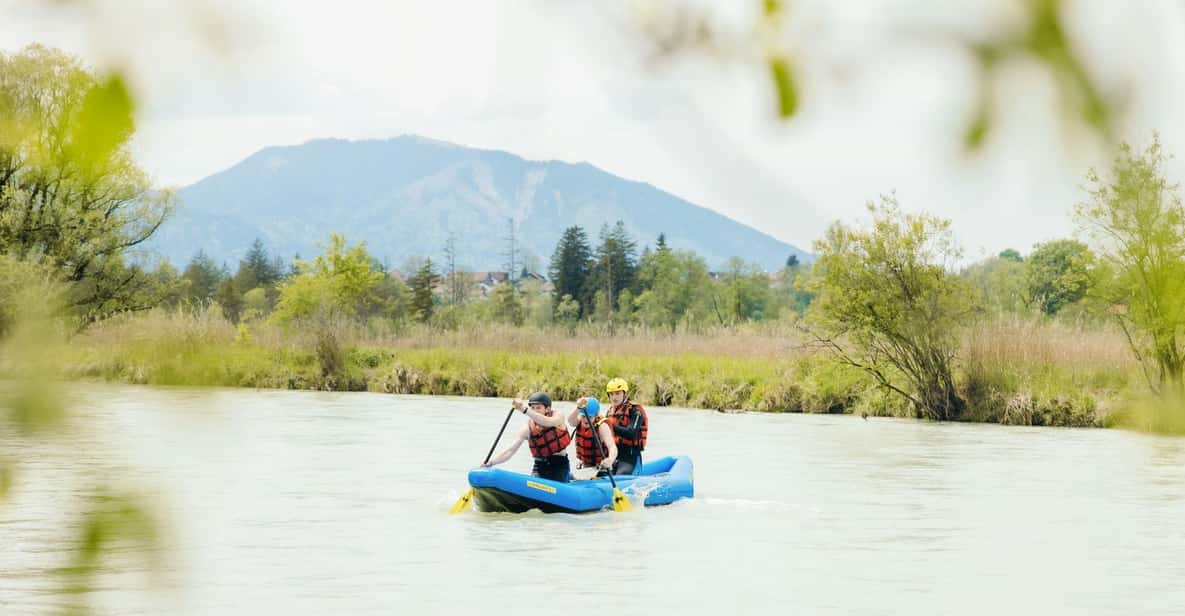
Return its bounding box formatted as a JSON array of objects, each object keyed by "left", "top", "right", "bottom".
[
  {"left": 143, "top": 225, "right": 812, "bottom": 332},
  {"left": 546, "top": 222, "right": 812, "bottom": 329},
  {"left": 147, "top": 220, "right": 1103, "bottom": 337}
]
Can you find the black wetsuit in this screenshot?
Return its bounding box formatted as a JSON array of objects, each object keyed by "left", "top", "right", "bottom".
[
  {"left": 531, "top": 454, "right": 571, "bottom": 483},
  {"left": 610, "top": 404, "right": 646, "bottom": 475}
]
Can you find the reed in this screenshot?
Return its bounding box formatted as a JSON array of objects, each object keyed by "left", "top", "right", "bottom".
[{"left": 53, "top": 308, "right": 1155, "bottom": 427}]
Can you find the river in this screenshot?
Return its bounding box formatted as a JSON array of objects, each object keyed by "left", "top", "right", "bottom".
[{"left": 2, "top": 385, "right": 1184, "bottom": 614}]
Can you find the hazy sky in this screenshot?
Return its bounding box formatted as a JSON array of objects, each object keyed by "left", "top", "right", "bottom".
[{"left": 3, "top": 0, "right": 1185, "bottom": 257}]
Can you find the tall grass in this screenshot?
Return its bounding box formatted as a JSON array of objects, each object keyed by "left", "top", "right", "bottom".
[
  {"left": 959, "top": 315, "right": 1139, "bottom": 426},
  {"left": 962, "top": 315, "right": 1134, "bottom": 372},
  {"left": 51, "top": 307, "right": 1158, "bottom": 427}
]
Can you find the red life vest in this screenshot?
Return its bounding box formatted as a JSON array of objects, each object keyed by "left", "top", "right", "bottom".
[
  {"left": 574, "top": 418, "right": 609, "bottom": 466},
  {"left": 608, "top": 401, "right": 648, "bottom": 450},
  {"left": 527, "top": 409, "right": 571, "bottom": 458}
]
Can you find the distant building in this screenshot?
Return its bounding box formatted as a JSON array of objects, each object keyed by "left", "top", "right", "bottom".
[
  {"left": 404, "top": 270, "right": 553, "bottom": 300},
  {"left": 467, "top": 271, "right": 508, "bottom": 298}
]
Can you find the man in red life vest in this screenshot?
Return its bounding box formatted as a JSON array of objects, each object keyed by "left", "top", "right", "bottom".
[
  {"left": 604, "top": 378, "right": 648, "bottom": 475},
  {"left": 480, "top": 391, "right": 572, "bottom": 482},
  {"left": 565, "top": 397, "right": 617, "bottom": 477}
]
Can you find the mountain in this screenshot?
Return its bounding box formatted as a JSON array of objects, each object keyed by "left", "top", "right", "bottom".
[{"left": 149, "top": 136, "right": 810, "bottom": 273}]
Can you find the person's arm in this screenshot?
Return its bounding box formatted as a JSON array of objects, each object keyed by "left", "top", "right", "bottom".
[
  {"left": 481, "top": 427, "right": 528, "bottom": 467},
  {"left": 611, "top": 407, "right": 645, "bottom": 440},
  {"left": 597, "top": 420, "right": 618, "bottom": 468},
  {"left": 525, "top": 406, "right": 565, "bottom": 428},
  {"left": 566, "top": 397, "right": 590, "bottom": 427}
]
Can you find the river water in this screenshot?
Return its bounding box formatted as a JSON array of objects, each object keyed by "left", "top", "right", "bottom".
[{"left": 2, "top": 385, "right": 1184, "bottom": 615}]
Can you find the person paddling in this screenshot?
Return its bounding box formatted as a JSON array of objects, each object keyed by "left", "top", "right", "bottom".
[
  {"left": 604, "top": 378, "right": 648, "bottom": 475},
  {"left": 480, "top": 392, "right": 572, "bottom": 483},
  {"left": 566, "top": 397, "right": 617, "bottom": 477}
]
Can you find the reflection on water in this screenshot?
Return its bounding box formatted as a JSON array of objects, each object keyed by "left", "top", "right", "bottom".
[{"left": 2, "top": 385, "right": 1184, "bottom": 615}]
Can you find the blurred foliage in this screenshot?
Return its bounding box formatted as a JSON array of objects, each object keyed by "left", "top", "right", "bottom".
[
  {"left": 1, "top": 40, "right": 166, "bottom": 613},
  {"left": 1, "top": 255, "right": 69, "bottom": 435},
  {"left": 1, "top": 252, "right": 163, "bottom": 614},
  {"left": 630, "top": 0, "right": 1119, "bottom": 147},
  {"left": 965, "top": 0, "right": 1112, "bottom": 147},
  {"left": 59, "top": 491, "right": 161, "bottom": 613},
  {"left": 1115, "top": 391, "right": 1185, "bottom": 435}
]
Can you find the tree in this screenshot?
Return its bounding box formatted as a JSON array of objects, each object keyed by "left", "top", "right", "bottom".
[
  {"left": 587, "top": 220, "right": 638, "bottom": 317},
  {"left": 236, "top": 238, "right": 281, "bottom": 291},
  {"left": 407, "top": 258, "right": 438, "bottom": 323},
  {"left": 490, "top": 281, "right": 525, "bottom": 326},
  {"left": 442, "top": 232, "right": 466, "bottom": 305},
  {"left": 182, "top": 251, "right": 223, "bottom": 307},
  {"left": 149, "top": 261, "right": 185, "bottom": 310},
  {"left": 370, "top": 274, "right": 408, "bottom": 322},
  {"left": 554, "top": 294, "right": 581, "bottom": 334},
  {"left": 215, "top": 277, "right": 243, "bottom": 323},
  {"left": 806, "top": 196, "right": 975, "bottom": 420},
  {"left": 635, "top": 248, "right": 711, "bottom": 331},
  {"left": 716, "top": 257, "right": 772, "bottom": 322},
  {"left": 1024, "top": 239, "right": 1095, "bottom": 316},
  {"left": 1075, "top": 136, "right": 1185, "bottom": 394},
  {"left": 786, "top": 254, "right": 799, "bottom": 268},
  {"left": 241, "top": 287, "right": 269, "bottom": 321},
  {"left": 270, "top": 233, "right": 384, "bottom": 326},
  {"left": 0, "top": 45, "right": 173, "bottom": 327},
  {"left": 503, "top": 218, "right": 519, "bottom": 284},
  {"left": 960, "top": 255, "right": 1027, "bottom": 315},
  {"left": 998, "top": 248, "right": 1023, "bottom": 262},
  {"left": 517, "top": 277, "right": 552, "bottom": 327},
  {"left": 548, "top": 226, "right": 594, "bottom": 318}
]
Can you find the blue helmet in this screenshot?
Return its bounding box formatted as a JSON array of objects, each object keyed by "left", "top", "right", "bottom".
[{"left": 581, "top": 398, "right": 601, "bottom": 418}]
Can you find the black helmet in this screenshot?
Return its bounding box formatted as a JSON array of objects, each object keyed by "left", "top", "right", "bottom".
[{"left": 527, "top": 391, "right": 552, "bottom": 407}]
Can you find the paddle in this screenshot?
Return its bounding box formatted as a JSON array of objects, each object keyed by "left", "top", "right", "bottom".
[
  {"left": 449, "top": 405, "right": 517, "bottom": 514},
  {"left": 586, "top": 412, "right": 632, "bottom": 512}
]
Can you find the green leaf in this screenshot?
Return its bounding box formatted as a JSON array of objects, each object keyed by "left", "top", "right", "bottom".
[
  {"left": 67, "top": 73, "right": 136, "bottom": 174},
  {"left": 768, "top": 56, "right": 798, "bottom": 118}
]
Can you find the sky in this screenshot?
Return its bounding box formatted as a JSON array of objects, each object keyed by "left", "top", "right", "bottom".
[{"left": 3, "top": 0, "right": 1185, "bottom": 258}]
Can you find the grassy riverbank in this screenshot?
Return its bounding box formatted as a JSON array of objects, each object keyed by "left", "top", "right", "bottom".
[{"left": 45, "top": 309, "right": 1155, "bottom": 428}]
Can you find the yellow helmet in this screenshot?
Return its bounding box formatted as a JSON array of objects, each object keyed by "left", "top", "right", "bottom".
[{"left": 606, "top": 378, "right": 629, "bottom": 394}]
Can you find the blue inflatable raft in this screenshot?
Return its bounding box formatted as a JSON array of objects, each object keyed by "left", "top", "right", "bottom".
[{"left": 467, "top": 455, "right": 695, "bottom": 513}]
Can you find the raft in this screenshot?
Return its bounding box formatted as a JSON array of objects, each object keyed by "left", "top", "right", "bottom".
[{"left": 467, "top": 455, "right": 694, "bottom": 514}]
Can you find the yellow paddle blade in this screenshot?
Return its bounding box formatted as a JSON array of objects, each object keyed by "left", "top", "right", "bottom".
[
  {"left": 449, "top": 487, "right": 475, "bottom": 514},
  {"left": 612, "top": 488, "right": 632, "bottom": 512}
]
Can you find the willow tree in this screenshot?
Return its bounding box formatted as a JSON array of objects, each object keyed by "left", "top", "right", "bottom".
[
  {"left": 806, "top": 197, "right": 975, "bottom": 420},
  {"left": 1075, "top": 136, "right": 1185, "bottom": 394},
  {"left": 0, "top": 45, "right": 173, "bottom": 327}
]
